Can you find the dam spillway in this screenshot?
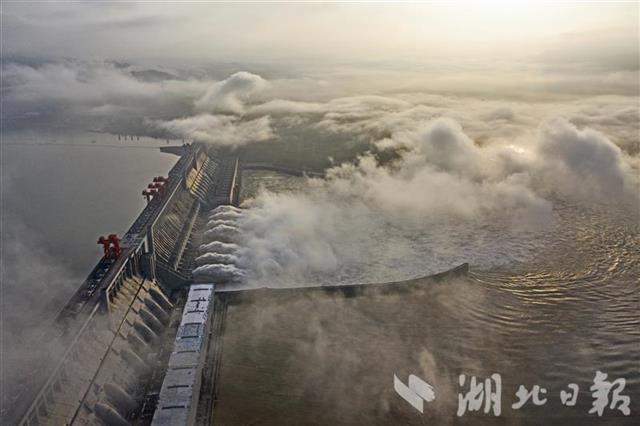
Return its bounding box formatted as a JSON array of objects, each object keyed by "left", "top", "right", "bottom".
[{"left": 9, "top": 144, "right": 469, "bottom": 426}]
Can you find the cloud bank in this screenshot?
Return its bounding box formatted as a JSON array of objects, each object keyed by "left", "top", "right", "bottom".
[
  {"left": 3, "top": 58, "right": 638, "bottom": 156},
  {"left": 2, "top": 63, "right": 276, "bottom": 147}
]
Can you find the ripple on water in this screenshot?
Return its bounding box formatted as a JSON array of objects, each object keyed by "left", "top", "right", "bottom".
[{"left": 465, "top": 201, "right": 639, "bottom": 402}]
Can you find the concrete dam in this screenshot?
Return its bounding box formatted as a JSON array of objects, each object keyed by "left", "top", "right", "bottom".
[{"left": 9, "top": 144, "right": 468, "bottom": 426}]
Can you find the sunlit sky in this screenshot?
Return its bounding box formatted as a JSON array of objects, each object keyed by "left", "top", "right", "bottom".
[{"left": 2, "top": 2, "right": 637, "bottom": 65}]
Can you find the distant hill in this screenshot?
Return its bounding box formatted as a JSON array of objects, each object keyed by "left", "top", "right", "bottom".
[{"left": 131, "top": 69, "right": 179, "bottom": 82}]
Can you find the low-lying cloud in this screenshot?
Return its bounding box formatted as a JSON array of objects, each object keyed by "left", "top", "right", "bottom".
[
  {"left": 148, "top": 114, "right": 274, "bottom": 146},
  {"left": 1, "top": 62, "right": 277, "bottom": 147},
  {"left": 195, "top": 71, "right": 268, "bottom": 115},
  {"left": 535, "top": 118, "right": 638, "bottom": 201}
]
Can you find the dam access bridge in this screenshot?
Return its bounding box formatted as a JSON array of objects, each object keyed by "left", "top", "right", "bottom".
[{"left": 9, "top": 144, "right": 469, "bottom": 426}]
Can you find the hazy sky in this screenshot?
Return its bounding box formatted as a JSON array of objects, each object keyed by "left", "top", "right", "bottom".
[{"left": 3, "top": 2, "right": 638, "bottom": 66}]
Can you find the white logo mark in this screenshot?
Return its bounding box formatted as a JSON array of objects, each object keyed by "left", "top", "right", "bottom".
[{"left": 394, "top": 374, "right": 435, "bottom": 413}]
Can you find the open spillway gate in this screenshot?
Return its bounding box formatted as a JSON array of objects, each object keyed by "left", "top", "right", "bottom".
[{"left": 11, "top": 144, "right": 241, "bottom": 426}]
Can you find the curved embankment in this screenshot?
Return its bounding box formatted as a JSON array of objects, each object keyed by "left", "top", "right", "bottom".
[{"left": 214, "top": 262, "right": 469, "bottom": 294}]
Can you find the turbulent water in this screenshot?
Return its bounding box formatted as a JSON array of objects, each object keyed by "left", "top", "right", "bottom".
[{"left": 240, "top": 170, "right": 640, "bottom": 421}]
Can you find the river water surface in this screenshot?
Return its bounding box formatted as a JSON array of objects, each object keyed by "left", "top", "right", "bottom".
[{"left": 240, "top": 170, "right": 639, "bottom": 423}]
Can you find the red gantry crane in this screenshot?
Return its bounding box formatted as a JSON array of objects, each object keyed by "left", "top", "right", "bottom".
[{"left": 97, "top": 234, "right": 121, "bottom": 259}]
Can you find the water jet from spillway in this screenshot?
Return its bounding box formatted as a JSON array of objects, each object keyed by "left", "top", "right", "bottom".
[
  {"left": 209, "top": 210, "right": 244, "bottom": 221},
  {"left": 204, "top": 224, "right": 241, "bottom": 243},
  {"left": 206, "top": 219, "right": 239, "bottom": 229},
  {"left": 192, "top": 263, "right": 246, "bottom": 283},
  {"left": 199, "top": 241, "right": 239, "bottom": 255},
  {"left": 195, "top": 252, "right": 239, "bottom": 266}
]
